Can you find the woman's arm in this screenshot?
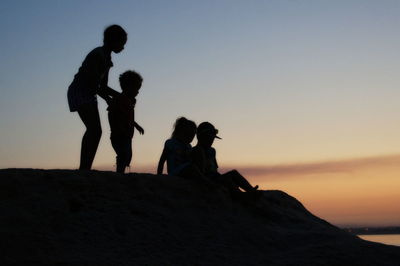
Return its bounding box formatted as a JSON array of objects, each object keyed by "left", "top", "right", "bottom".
[
  {"left": 98, "top": 69, "right": 120, "bottom": 103},
  {"left": 157, "top": 148, "right": 168, "bottom": 175}
]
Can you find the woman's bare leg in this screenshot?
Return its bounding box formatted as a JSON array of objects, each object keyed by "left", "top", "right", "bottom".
[{"left": 77, "top": 103, "right": 102, "bottom": 170}]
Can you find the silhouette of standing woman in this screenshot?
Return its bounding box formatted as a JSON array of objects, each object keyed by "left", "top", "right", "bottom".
[{"left": 67, "top": 25, "right": 127, "bottom": 170}]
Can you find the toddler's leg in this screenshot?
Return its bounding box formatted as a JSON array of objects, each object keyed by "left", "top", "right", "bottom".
[
  {"left": 120, "top": 139, "right": 132, "bottom": 173},
  {"left": 112, "top": 137, "right": 132, "bottom": 174},
  {"left": 116, "top": 159, "right": 125, "bottom": 173}
]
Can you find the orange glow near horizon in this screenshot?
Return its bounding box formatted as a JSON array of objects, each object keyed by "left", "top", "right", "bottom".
[{"left": 231, "top": 155, "right": 400, "bottom": 227}]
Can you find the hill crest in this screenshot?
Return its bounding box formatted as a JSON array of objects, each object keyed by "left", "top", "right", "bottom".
[{"left": 1, "top": 169, "right": 399, "bottom": 266}]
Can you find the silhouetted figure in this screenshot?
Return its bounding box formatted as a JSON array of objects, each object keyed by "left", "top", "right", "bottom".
[
  {"left": 67, "top": 25, "right": 127, "bottom": 170},
  {"left": 192, "top": 122, "right": 259, "bottom": 197},
  {"left": 108, "top": 71, "right": 144, "bottom": 173},
  {"left": 157, "top": 118, "right": 216, "bottom": 189},
  {"left": 157, "top": 117, "right": 197, "bottom": 176}
]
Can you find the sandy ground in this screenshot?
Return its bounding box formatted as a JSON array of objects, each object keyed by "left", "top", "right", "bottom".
[{"left": 0, "top": 169, "right": 399, "bottom": 266}]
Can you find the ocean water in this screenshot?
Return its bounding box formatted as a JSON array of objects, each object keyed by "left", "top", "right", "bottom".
[{"left": 358, "top": 234, "right": 400, "bottom": 247}]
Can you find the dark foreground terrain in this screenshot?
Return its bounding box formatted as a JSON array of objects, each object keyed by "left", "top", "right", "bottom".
[{"left": 0, "top": 169, "right": 399, "bottom": 266}]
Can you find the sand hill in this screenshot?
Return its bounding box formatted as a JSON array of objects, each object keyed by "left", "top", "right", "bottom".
[{"left": 0, "top": 169, "right": 399, "bottom": 266}]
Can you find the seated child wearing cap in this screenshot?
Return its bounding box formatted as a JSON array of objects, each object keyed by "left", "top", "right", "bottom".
[{"left": 191, "top": 122, "right": 259, "bottom": 197}]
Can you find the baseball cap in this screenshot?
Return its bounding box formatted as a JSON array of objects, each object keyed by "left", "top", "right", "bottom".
[{"left": 197, "top": 122, "right": 222, "bottom": 139}]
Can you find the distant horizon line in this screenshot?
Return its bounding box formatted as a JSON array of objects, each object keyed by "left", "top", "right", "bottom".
[{"left": 3, "top": 152, "right": 400, "bottom": 176}]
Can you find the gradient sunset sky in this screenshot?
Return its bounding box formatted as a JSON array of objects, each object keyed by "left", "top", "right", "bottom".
[{"left": 1, "top": 0, "right": 400, "bottom": 227}]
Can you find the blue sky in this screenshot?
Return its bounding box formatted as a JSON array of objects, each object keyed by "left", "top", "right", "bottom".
[{"left": 1, "top": 0, "right": 400, "bottom": 169}]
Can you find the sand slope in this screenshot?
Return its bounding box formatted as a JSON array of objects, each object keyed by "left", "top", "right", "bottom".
[{"left": 0, "top": 169, "right": 399, "bottom": 266}]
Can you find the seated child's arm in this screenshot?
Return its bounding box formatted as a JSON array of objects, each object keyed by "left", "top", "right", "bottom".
[
  {"left": 157, "top": 148, "right": 168, "bottom": 175},
  {"left": 134, "top": 122, "right": 144, "bottom": 135}
]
